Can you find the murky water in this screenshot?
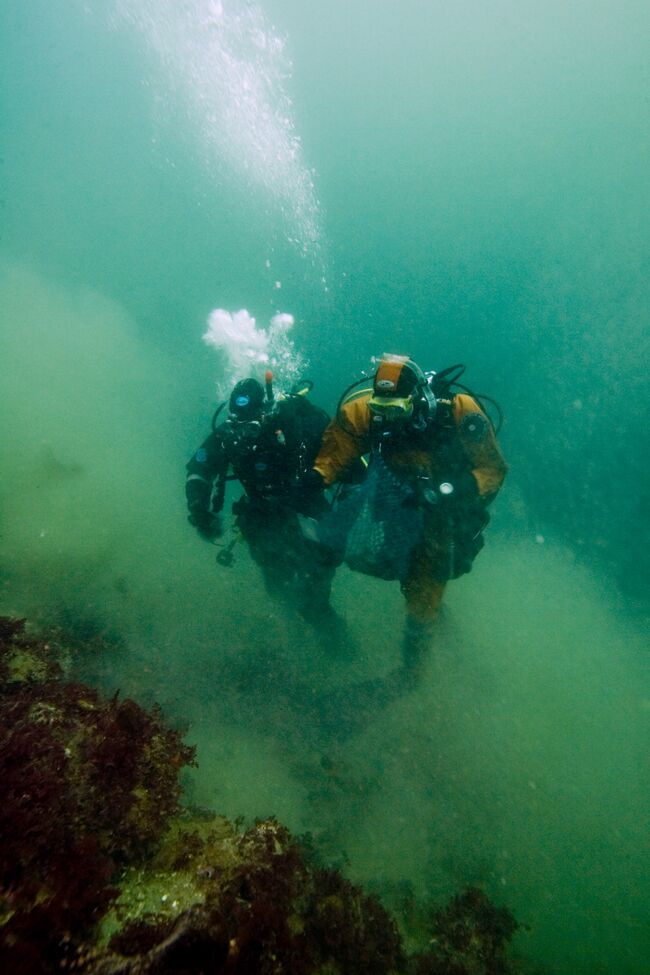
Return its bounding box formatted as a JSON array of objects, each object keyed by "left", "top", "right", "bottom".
[{"left": 1, "top": 2, "right": 648, "bottom": 972}]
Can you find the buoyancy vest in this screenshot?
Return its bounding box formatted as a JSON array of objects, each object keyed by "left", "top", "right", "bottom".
[{"left": 223, "top": 396, "right": 330, "bottom": 505}]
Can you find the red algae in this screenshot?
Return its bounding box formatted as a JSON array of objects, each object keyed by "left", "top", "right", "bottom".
[{"left": 0, "top": 616, "right": 522, "bottom": 975}]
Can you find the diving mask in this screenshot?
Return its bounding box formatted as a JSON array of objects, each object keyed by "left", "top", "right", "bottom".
[{"left": 368, "top": 395, "right": 414, "bottom": 425}]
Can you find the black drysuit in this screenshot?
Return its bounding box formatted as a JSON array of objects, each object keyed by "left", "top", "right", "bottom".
[{"left": 185, "top": 396, "right": 336, "bottom": 622}]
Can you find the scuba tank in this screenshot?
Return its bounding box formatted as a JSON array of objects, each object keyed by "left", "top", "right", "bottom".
[{"left": 426, "top": 364, "right": 503, "bottom": 433}]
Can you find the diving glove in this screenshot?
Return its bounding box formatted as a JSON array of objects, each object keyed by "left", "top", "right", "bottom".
[
  {"left": 292, "top": 468, "right": 326, "bottom": 513},
  {"left": 188, "top": 509, "right": 223, "bottom": 541}
]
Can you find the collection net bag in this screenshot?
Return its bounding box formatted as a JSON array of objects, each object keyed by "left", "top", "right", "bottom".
[{"left": 318, "top": 456, "right": 424, "bottom": 581}]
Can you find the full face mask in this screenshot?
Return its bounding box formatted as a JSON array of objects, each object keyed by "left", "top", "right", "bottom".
[
  {"left": 369, "top": 354, "right": 437, "bottom": 433},
  {"left": 368, "top": 394, "right": 415, "bottom": 427}
]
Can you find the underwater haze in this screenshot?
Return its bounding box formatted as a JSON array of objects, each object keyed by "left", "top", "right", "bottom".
[{"left": 1, "top": 1, "right": 649, "bottom": 972}]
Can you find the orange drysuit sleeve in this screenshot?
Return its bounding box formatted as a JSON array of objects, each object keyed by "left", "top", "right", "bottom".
[
  {"left": 453, "top": 394, "right": 508, "bottom": 500},
  {"left": 313, "top": 394, "right": 372, "bottom": 485}
]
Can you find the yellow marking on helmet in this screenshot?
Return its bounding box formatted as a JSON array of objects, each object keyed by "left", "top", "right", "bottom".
[{"left": 368, "top": 395, "right": 413, "bottom": 411}]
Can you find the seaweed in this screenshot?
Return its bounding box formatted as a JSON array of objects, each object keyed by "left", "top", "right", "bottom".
[
  {"left": 0, "top": 616, "right": 196, "bottom": 974},
  {"left": 0, "top": 615, "right": 524, "bottom": 975},
  {"left": 73, "top": 817, "right": 406, "bottom": 975},
  {"left": 410, "top": 887, "right": 519, "bottom": 975}
]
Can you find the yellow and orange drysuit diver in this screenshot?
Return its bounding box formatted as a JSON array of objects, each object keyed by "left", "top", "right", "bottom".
[{"left": 311, "top": 356, "right": 507, "bottom": 629}]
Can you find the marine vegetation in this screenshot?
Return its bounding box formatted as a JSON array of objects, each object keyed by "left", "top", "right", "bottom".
[
  {"left": 410, "top": 887, "right": 520, "bottom": 975},
  {"left": 0, "top": 616, "right": 521, "bottom": 974},
  {"left": 0, "top": 616, "right": 196, "bottom": 974},
  {"left": 62, "top": 814, "right": 405, "bottom": 975}
]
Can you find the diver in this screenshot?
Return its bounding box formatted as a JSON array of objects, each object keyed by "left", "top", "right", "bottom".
[
  {"left": 185, "top": 373, "right": 344, "bottom": 636},
  {"left": 303, "top": 354, "right": 508, "bottom": 672}
]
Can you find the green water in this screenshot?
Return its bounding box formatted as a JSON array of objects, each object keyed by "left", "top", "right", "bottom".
[{"left": 1, "top": 1, "right": 648, "bottom": 972}]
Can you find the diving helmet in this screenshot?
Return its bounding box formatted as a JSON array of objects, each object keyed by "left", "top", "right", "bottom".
[
  {"left": 228, "top": 378, "right": 265, "bottom": 421},
  {"left": 224, "top": 378, "right": 266, "bottom": 447},
  {"left": 368, "top": 354, "right": 436, "bottom": 429}
]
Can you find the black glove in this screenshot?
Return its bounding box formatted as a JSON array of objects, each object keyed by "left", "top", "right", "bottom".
[
  {"left": 292, "top": 468, "right": 326, "bottom": 514},
  {"left": 188, "top": 508, "right": 223, "bottom": 541}
]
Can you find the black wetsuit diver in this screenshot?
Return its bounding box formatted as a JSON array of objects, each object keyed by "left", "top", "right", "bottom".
[{"left": 185, "top": 377, "right": 341, "bottom": 632}]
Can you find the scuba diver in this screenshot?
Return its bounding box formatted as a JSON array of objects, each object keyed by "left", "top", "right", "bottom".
[
  {"left": 185, "top": 372, "right": 344, "bottom": 635},
  {"left": 302, "top": 353, "right": 508, "bottom": 672}
]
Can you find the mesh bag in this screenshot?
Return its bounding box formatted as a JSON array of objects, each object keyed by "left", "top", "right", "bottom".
[{"left": 318, "top": 457, "right": 424, "bottom": 580}]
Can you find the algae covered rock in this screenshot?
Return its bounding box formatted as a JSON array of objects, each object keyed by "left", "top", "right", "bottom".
[
  {"left": 71, "top": 814, "right": 405, "bottom": 975},
  {"left": 410, "top": 887, "right": 519, "bottom": 975},
  {"left": 0, "top": 616, "right": 196, "bottom": 974},
  {"left": 0, "top": 616, "right": 522, "bottom": 975}
]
